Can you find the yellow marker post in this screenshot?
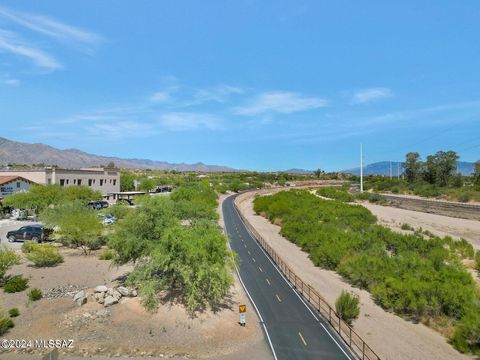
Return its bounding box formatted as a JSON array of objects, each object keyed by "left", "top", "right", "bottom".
[{"left": 239, "top": 304, "right": 247, "bottom": 326}]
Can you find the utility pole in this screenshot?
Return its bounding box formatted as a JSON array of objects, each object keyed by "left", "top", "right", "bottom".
[
  {"left": 397, "top": 163, "right": 400, "bottom": 179},
  {"left": 360, "top": 144, "right": 364, "bottom": 193}
]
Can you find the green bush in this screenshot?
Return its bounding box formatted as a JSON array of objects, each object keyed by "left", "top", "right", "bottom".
[
  {"left": 457, "top": 192, "right": 472, "bottom": 203},
  {"left": 26, "top": 244, "right": 63, "bottom": 267},
  {"left": 316, "top": 187, "right": 354, "bottom": 202},
  {"left": 98, "top": 249, "right": 114, "bottom": 260},
  {"left": 22, "top": 240, "right": 38, "bottom": 254},
  {"left": 8, "top": 308, "right": 19, "bottom": 317},
  {"left": 0, "top": 315, "right": 14, "bottom": 335},
  {"left": 0, "top": 247, "right": 21, "bottom": 280},
  {"left": 335, "top": 291, "right": 360, "bottom": 325},
  {"left": 355, "top": 192, "right": 386, "bottom": 204},
  {"left": 400, "top": 223, "right": 414, "bottom": 231},
  {"left": 3, "top": 275, "right": 28, "bottom": 293},
  {"left": 28, "top": 288, "right": 42, "bottom": 301}
]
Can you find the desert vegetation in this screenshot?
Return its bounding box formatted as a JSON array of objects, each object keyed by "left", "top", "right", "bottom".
[
  {"left": 364, "top": 151, "right": 480, "bottom": 202},
  {"left": 254, "top": 190, "right": 480, "bottom": 354}
]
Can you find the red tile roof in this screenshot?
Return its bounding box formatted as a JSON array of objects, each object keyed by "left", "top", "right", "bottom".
[{"left": 0, "top": 176, "right": 34, "bottom": 186}]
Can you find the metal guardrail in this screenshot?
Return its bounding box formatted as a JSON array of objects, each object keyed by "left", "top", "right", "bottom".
[{"left": 233, "top": 198, "right": 381, "bottom": 360}]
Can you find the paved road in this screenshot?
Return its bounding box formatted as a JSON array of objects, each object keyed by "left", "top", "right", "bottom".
[
  {"left": 223, "top": 195, "right": 354, "bottom": 360},
  {"left": 0, "top": 219, "right": 42, "bottom": 250}
]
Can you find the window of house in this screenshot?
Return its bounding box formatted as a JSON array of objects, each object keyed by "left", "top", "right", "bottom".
[
  {"left": 16, "top": 181, "right": 20, "bottom": 188},
  {"left": 77, "top": 179, "right": 82, "bottom": 186},
  {"left": 88, "top": 179, "right": 93, "bottom": 186},
  {"left": 73, "top": 179, "right": 76, "bottom": 185},
  {"left": 113, "top": 179, "right": 117, "bottom": 186},
  {"left": 60, "top": 179, "right": 65, "bottom": 186},
  {"left": 47, "top": 179, "right": 52, "bottom": 184},
  {"left": 100, "top": 179, "right": 104, "bottom": 186},
  {"left": 66, "top": 179, "right": 69, "bottom": 185}
]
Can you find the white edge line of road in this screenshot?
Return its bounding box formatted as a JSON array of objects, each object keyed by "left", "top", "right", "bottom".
[
  {"left": 232, "top": 196, "right": 354, "bottom": 360},
  {"left": 222, "top": 199, "right": 279, "bottom": 360}
]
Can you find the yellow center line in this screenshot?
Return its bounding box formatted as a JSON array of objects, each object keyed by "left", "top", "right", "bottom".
[
  {"left": 258, "top": 266, "right": 263, "bottom": 272},
  {"left": 266, "top": 278, "right": 271, "bottom": 285},
  {"left": 275, "top": 294, "right": 281, "bottom": 302},
  {"left": 298, "top": 332, "right": 307, "bottom": 347}
]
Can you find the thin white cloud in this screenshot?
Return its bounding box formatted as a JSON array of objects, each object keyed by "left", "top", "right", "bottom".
[
  {"left": 351, "top": 87, "right": 393, "bottom": 104},
  {"left": 159, "top": 112, "right": 222, "bottom": 131},
  {"left": 150, "top": 91, "right": 172, "bottom": 103},
  {"left": 0, "top": 29, "right": 61, "bottom": 70},
  {"left": 191, "top": 85, "right": 244, "bottom": 105},
  {"left": 234, "top": 91, "right": 327, "bottom": 115},
  {"left": 0, "top": 6, "right": 101, "bottom": 48},
  {"left": 2, "top": 78, "right": 19, "bottom": 86}
]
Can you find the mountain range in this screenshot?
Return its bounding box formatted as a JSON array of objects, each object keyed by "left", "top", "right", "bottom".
[
  {"left": 340, "top": 161, "right": 476, "bottom": 176},
  {"left": 0, "top": 137, "right": 235, "bottom": 172}
]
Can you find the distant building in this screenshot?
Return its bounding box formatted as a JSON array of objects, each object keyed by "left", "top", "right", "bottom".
[
  {"left": 0, "top": 168, "right": 120, "bottom": 199},
  {"left": 0, "top": 176, "right": 35, "bottom": 198}
]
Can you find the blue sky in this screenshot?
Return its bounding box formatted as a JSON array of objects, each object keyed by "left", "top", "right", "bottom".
[{"left": 0, "top": 1, "right": 479, "bottom": 171}]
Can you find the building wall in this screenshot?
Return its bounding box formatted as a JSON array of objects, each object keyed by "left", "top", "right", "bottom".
[
  {"left": 0, "top": 170, "right": 47, "bottom": 184},
  {"left": 0, "top": 168, "right": 120, "bottom": 196},
  {"left": 0, "top": 179, "right": 32, "bottom": 197}
]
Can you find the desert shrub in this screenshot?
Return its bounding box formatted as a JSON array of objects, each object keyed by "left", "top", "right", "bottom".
[
  {"left": 451, "top": 306, "right": 480, "bottom": 354},
  {"left": 98, "top": 249, "right": 114, "bottom": 260},
  {"left": 21, "top": 241, "right": 38, "bottom": 254},
  {"left": 26, "top": 244, "right": 63, "bottom": 267},
  {"left": 446, "top": 238, "right": 475, "bottom": 260},
  {"left": 335, "top": 291, "right": 360, "bottom": 325},
  {"left": 401, "top": 223, "right": 414, "bottom": 231},
  {"left": 316, "top": 187, "right": 354, "bottom": 202},
  {"left": 3, "top": 275, "right": 28, "bottom": 293},
  {"left": 8, "top": 308, "right": 19, "bottom": 317},
  {"left": 355, "top": 192, "right": 386, "bottom": 204},
  {"left": 28, "top": 288, "right": 42, "bottom": 301},
  {"left": 457, "top": 192, "right": 472, "bottom": 203},
  {"left": 107, "top": 204, "right": 133, "bottom": 220},
  {"left": 475, "top": 251, "right": 480, "bottom": 272},
  {"left": 0, "top": 247, "right": 21, "bottom": 280},
  {"left": 0, "top": 315, "right": 14, "bottom": 335}
]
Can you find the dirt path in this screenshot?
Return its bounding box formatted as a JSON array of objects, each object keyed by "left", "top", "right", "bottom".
[
  {"left": 235, "top": 190, "right": 474, "bottom": 360},
  {"left": 362, "top": 202, "right": 480, "bottom": 249}
]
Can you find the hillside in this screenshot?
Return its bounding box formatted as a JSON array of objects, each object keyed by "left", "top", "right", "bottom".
[{"left": 0, "top": 137, "right": 236, "bottom": 172}]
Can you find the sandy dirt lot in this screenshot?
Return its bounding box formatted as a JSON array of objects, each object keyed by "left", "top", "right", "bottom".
[
  {"left": 0, "top": 205, "right": 270, "bottom": 360},
  {"left": 235, "top": 190, "right": 474, "bottom": 360},
  {"left": 361, "top": 202, "right": 480, "bottom": 249}
]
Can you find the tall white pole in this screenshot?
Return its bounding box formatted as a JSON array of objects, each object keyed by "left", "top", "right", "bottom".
[{"left": 360, "top": 144, "right": 364, "bottom": 193}]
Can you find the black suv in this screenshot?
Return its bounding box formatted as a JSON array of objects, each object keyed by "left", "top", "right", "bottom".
[{"left": 6, "top": 225, "right": 51, "bottom": 243}]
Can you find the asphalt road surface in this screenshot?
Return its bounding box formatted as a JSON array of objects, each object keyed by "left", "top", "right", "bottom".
[{"left": 223, "top": 195, "right": 354, "bottom": 360}]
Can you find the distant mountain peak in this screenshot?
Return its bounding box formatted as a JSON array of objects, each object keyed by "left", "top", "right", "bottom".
[{"left": 0, "top": 137, "right": 237, "bottom": 172}]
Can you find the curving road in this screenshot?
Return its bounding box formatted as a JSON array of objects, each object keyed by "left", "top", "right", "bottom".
[{"left": 223, "top": 194, "right": 355, "bottom": 360}]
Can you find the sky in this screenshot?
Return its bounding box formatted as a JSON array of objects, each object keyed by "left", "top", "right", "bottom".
[{"left": 0, "top": 1, "right": 479, "bottom": 171}]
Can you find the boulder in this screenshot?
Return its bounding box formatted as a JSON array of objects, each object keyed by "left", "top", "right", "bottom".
[
  {"left": 111, "top": 290, "right": 122, "bottom": 300},
  {"left": 131, "top": 289, "right": 138, "bottom": 297},
  {"left": 117, "top": 286, "right": 129, "bottom": 297},
  {"left": 103, "top": 296, "right": 118, "bottom": 307},
  {"left": 94, "top": 292, "right": 105, "bottom": 304},
  {"left": 73, "top": 290, "right": 85, "bottom": 301},
  {"left": 95, "top": 285, "right": 108, "bottom": 293}
]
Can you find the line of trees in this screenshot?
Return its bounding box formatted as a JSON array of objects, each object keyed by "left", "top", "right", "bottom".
[{"left": 403, "top": 150, "right": 462, "bottom": 187}]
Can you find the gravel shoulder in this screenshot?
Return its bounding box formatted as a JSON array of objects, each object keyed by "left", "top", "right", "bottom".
[{"left": 235, "top": 190, "right": 474, "bottom": 360}]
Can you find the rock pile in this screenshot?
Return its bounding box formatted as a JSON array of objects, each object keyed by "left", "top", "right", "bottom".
[
  {"left": 44, "top": 284, "right": 85, "bottom": 299},
  {"left": 73, "top": 285, "right": 137, "bottom": 307}
]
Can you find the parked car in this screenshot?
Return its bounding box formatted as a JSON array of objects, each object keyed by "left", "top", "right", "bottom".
[
  {"left": 97, "top": 213, "right": 117, "bottom": 226},
  {"left": 6, "top": 224, "right": 52, "bottom": 243},
  {"left": 87, "top": 201, "right": 109, "bottom": 210}
]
